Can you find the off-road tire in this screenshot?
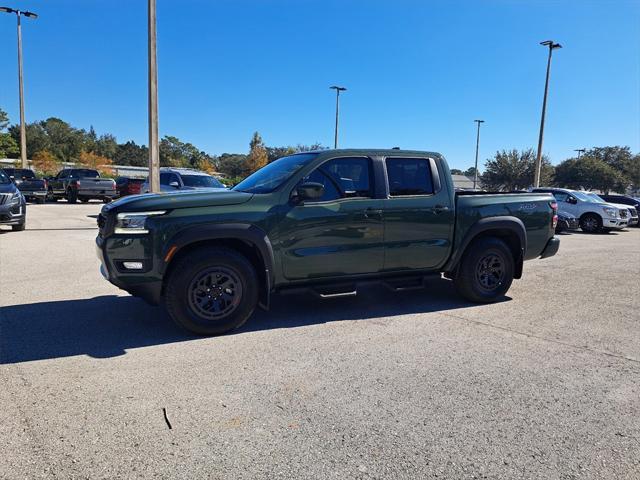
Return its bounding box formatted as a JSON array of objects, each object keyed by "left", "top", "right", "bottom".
[
  {"left": 164, "top": 247, "right": 258, "bottom": 336},
  {"left": 454, "top": 237, "right": 514, "bottom": 303}
]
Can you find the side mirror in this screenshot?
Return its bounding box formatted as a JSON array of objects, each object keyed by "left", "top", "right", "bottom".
[
  {"left": 567, "top": 197, "right": 577, "bottom": 204},
  {"left": 294, "top": 182, "right": 324, "bottom": 202},
  {"left": 169, "top": 181, "right": 180, "bottom": 189},
  {"left": 9, "top": 175, "right": 15, "bottom": 181}
]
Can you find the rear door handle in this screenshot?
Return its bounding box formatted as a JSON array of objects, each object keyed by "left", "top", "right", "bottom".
[{"left": 363, "top": 208, "right": 383, "bottom": 218}]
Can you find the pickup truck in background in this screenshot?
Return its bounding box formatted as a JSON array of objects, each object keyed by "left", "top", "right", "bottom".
[
  {"left": 96, "top": 149, "right": 560, "bottom": 335},
  {"left": 48, "top": 168, "right": 117, "bottom": 203},
  {"left": 1, "top": 168, "right": 48, "bottom": 204}
]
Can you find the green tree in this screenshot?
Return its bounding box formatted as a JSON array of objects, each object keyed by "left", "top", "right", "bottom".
[
  {"left": 450, "top": 169, "right": 463, "bottom": 175},
  {"left": 463, "top": 166, "right": 478, "bottom": 177},
  {"left": 0, "top": 107, "right": 9, "bottom": 130},
  {"left": 581, "top": 146, "right": 638, "bottom": 191},
  {"left": 246, "top": 132, "right": 268, "bottom": 173},
  {"left": 554, "top": 156, "right": 624, "bottom": 193},
  {"left": 481, "top": 149, "right": 553, "bottom": 191},
  {"left": 217, "top": 153, "right": 249, "bottom": 178},
  {"left": 115, "top": 141, "right": 148, "bottom": 167}
]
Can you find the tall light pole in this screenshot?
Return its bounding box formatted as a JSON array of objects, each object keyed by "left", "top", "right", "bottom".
[
  {"left": 473, "top": 119, "right": 484, "bottom": 190},
  {"left": 574, "top": 148, "right": 585, "bottom": 159},
  {"left": 148, "top": 0, "right": 160, "bottom": 193},
  {"left": 1, "top": 7, "right": 37, "bottom": 169},
  {"left": 330, "top": 86, "right": 346, "bottom": 149},
  {"left": 534, "top": 40, "right": 562, "bottom": 188}
]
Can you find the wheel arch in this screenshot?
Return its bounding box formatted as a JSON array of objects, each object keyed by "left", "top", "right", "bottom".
[
  {"left": 445, "top": 216, "right": 526, "bottom": 279},
  {"left": 161, "top": 223, "right": 275, "bottom": 309}
]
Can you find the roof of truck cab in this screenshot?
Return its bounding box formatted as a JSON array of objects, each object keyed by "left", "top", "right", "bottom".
[{"left": 308, "top": 148, "right": 444, "bottom": 158}]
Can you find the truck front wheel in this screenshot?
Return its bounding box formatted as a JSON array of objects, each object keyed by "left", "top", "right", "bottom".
[
  {"left": 164, "top": 247, "right": 258, "bottom": 335},
  {"left": 454, "top": 237, "right": 514, "bottom": 303}
]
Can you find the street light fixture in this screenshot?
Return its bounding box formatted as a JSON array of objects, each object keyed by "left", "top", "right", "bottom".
[
  {"left": 534, "top": 40, "right": 562, "bottom": 188},
  {"left": 1, "top": 6, "right": 38, "bottom": 169},
  {"left": 473, "top": 119, "right": 484, "bottom": 190},
  {"left": 330, "top": 86, "right": 346, "bottom": 149},
  {"left": 574, "top": 148, "right": 585, "bottom": 159}
]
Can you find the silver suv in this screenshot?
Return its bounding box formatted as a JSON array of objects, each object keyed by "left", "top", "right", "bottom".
[
  {"left": 142, "top": 168, "right": 227, "bottom": 193},
  {"left": 533, "top": 187, "right": 628, "bottom": 233}
]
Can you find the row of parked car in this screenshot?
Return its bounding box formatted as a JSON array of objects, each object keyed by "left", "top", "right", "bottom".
[
  {"left": 2, "top": 166, "right": 639, "bottom": 236},
  {"left": 531, "top": 187, "right": 640, "bottom": 233}
]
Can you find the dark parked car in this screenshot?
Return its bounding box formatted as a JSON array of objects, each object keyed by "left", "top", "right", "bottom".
[
  {"left": 555, "top": 212, "right": 579, "bottom": 233},
  {"left": 1, "top": 168, "right": 47, "bottom": 204},
  {"left": 48, "top": 168, "right": 117, "bottom": 203},
  {"left": 598, "top": 194, "right": 640, "bottom": 227},
  {"left": 115, "top": 177, "right": 145, "bottom": 197},
  {"left": 97, "top": 148, "right": 560, "bottom": 336},
  {"left": 0, "top": 169, "right": 26, "bottom": 231}
]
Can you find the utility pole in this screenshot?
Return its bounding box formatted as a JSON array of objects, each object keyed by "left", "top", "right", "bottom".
[
  {"left": 473, "top": 119, "right": 484, "bottom": 190},
  {"left": 534, "top": 40, "right": 562, "bottom": 187},
  {"left": 148, "top": 0, "right": 160, "bottom": 193},
  {"left": 330, "top": 86, "right": 346, "bottom": 149},
  {"left": 0, "top": 7, "right": 38, "bottom": 169},
  {"left": 574, "top": 148, "right": 585, "bottom": 159}
]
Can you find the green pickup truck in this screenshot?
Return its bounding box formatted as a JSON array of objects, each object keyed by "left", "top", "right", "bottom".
[{"left": 96, "top": 149, "right": 560, "bottom": 335}]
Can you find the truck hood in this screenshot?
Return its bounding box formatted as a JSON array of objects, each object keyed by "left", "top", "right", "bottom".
[{"left": 104, "top": 189, "right": 253, "bottom": 213}]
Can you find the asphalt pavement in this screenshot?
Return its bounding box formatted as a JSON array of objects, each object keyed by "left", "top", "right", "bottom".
[{"left": 1, "top": 202, "right": 639, "bottom": 479}]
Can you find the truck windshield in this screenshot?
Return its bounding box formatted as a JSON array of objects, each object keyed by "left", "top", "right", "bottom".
[
  {"left": 0, "top": 170, "right": 10, "bottom": 184},
  {"left": 233, "top": 153, "right": 319, "bottom": 194}
]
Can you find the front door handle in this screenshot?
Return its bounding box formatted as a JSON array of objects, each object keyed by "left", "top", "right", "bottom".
[{"left": 432, "top": 205, "right": 449, "bottom": 214}]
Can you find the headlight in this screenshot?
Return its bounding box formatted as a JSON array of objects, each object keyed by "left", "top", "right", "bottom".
[
  {"left": 602, "top": 207, "right": 618, "bottom": 218},
  {"left": 115, "top": 210, "right": 166, "bottom": 234},
  {"left": 9, "top": 192, "right": 23, "bottom": 205}
]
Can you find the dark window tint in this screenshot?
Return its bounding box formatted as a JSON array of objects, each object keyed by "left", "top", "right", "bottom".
[
  {"left": 160, "top": 173, "right": 179, "bottom": 185},
  {"left": 386, "top": 158, "right": 433, "bottom": 196},
  {"left": 303, "top": 157, "right": 373, "bottom": 202},
  {"left": 181, "top": 175, "right": 224, "bottom": 188},
  {"left": 551, "top": 191, "right": 570, "bottom": 202},
  {"left": 70, "top": 169, "right": 99, "bottom": 178}
]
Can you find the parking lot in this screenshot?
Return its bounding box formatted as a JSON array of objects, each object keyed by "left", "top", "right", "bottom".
[{"left": 1, "top": 202, "right": 639, "bottom": 479}]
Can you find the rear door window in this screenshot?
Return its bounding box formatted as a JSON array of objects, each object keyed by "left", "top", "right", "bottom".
[{"left": 386, "top": 158, "right": 434, "bottom": 196}]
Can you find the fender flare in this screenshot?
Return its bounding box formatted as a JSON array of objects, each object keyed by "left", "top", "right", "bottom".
[
  {"left": 161, "top": 223, "right": 275, "bottom": 307},
  {"left": 444, "top": 216, "right": 526, "bottom": 279}
]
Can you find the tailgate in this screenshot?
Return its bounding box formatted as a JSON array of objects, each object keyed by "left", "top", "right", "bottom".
[
  {"left": 79, "top": 178, "right": 114, "bottom": 192},
  {"left": 19, "top": 180, "right": 46, "bottom": 190}
]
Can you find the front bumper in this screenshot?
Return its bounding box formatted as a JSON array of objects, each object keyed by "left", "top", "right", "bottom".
[
  {"left": 0, "top": 203, "right": 25, "bottom": 225},
  {"left": 96, "top": 235, "right": 162, "bottom": 305},
  {"left": 540, "top": 236, "right": 560, "bottom": 259},
  {"left": 603, "top": 217, "right": 628, "bottom": 229}
]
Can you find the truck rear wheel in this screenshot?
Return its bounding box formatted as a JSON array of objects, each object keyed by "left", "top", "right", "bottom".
[
  {"left": 164, "top": 247, "right": 258, "bottom": 335},
  {"left": 454, "top": 237, "right": 514, "bottom": 303}
]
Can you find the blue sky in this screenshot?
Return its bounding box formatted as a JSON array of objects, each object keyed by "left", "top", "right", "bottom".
[{"left": 0, "top": 0, "right": 638, "bottom": 170}]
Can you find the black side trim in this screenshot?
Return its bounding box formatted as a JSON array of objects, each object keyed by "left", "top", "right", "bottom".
[
  {"left": 162, "top": 223, "right": 276, "bottom": 306},
  {"left": 444, "top": 216, "right": 527, "bottom": 278}
]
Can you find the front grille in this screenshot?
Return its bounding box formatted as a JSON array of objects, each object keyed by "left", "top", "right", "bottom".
[
  {"left": 0, "top": 193, "right": 10, "bottom": 205},
  {"left": 620, "top": 209, "right": 628, "bottom": 219},
  {"left": 629, "top": 208, "right": 638, "bottom": 218}
]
